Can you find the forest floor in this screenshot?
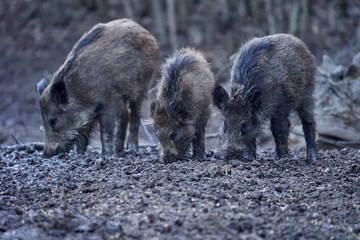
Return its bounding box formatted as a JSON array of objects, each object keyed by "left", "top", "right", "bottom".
[
  {"left": 1, "top": 2, "right": 360, "bottom": 239},
  {"left": 1, "top": 144, "right": 359, "bottom": 240}
]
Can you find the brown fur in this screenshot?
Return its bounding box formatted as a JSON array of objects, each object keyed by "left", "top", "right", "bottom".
[
  {"left": 39, "top": 19, "right": 159, "bottom": 157},
  {"left": 151, "top": 48, "right": 215, "bottom": 163},
  {"left": 213, "top": 34, "right": 318, "bottom": 162}
]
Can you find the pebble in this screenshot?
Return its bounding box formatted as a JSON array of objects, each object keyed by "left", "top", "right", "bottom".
[{"left": 340, "top": 148, "right": 349, "bottom": 155}]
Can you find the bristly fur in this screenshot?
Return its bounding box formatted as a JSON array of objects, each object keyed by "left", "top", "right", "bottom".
[
  {"left": 65, "top": 114, "right": 99, "bottom": 154},
  {"left": 40, "top": 19, "right": 159, "bottom": 157},
  {"left": 58, "top": 25, "right": 105, "bottom": 79},
  {"left": 213, "top": 34, "right": 317, "bottom": 161},
  {"left": 162, "top": 49, "right": 197, "bottom": 100},
  {"left": 74, "top": 119, "right": 97, "bottom": 153},
  {"left": 153, "top": 48, "right": 215, "bottom": 162},
  {"left": 231, "top": 37, "right": 275, "bottom": 96}
]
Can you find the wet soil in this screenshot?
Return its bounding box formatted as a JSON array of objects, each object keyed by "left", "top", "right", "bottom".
[{"left": 0, "top": 145, "right": 359, "bottom": 239}]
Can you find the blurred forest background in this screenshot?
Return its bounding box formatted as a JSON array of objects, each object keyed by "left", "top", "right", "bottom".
[{"left": 0, "top": 0, "right": 359, "bottom": 149}]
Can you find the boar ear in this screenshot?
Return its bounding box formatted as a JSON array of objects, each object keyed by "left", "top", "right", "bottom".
[
  {"left": 213, "top": 85, "right": 229, "bottom": 109},
  {"left": 37, "top": 78, "right": 48, "bottom": 96},
  {"left": 246, "top": 87, "right": 261, "bottom": 109},
  {"left": 50, "top": 79, "right": 68, "bottom": 105},
  {"left": 150, "top": 100, "right": 158, "bottom": 117},
  {"left": 171, "top": 100, "right": 191, "bottom": 121}
]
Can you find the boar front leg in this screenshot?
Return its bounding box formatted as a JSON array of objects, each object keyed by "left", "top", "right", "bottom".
[
  {"left": 114, "top": 106, "right": 129, "bottom": 154},
  {"left": 192, "top": 116, "right": 208, "bottom": 161},
  {"left": 127, "top": 100, "right": 141, "bottom": 151}
]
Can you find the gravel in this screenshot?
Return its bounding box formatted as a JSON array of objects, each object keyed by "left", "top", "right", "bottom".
[{"left": 0, "top": 145, "right": 359, "bottom": 239}]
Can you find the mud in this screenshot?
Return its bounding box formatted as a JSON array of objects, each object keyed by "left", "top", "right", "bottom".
[{"left": 0, "top": 145, "right": 359, "bottom": 239}]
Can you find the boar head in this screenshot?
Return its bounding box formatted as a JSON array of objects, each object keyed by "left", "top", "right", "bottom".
[
  {"left": 38, "top": 78, "right": 99, "bottom": 158},
  {"left": 150, "top": 99, "right": 194, "bottom": 163},
  {"left": 213, "top": 84, "right": 261, "bottom": 160}
]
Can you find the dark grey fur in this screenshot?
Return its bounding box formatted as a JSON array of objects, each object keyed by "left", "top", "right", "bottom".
[
  {"left": 213, "top": 34, "right": 318, "bottom": 163},
  {"left": 38, "top": 19, "right": 159, "bottom": 158},
  {"left": 151, "top": 48, "right": 215, "bottom": 163}
]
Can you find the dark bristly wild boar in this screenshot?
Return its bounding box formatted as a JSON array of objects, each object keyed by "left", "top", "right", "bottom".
[
  {"left": 37, "top": 19, "right": 159, "bottom": 158},
  {"left": 150, "top": 48, "right": 215, "bottom": 163},
  {"left": 213, "top": 34, "right": 318, "bottom": 163}
]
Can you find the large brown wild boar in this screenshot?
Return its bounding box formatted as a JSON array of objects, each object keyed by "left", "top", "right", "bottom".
[
  {"left": 213, "top": 34, "right": 318, "bottom": 163},
  {"left": 150, "top": 48, "right": 215, "bottom": 163},
  {"left": 37, "top": 19, "right": 159, "bottom": 157}
]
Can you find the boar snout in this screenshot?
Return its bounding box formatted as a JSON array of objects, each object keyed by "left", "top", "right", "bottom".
[
  {"left": 226, "top": 145, "right": 254, "bottom": 162},
  {"left": 161, "top": 146, "right": 178, "bottom": 163},
  {"left": 43, "top": 143, "right": 71, "bottom": 158},
  {"left": 43, "top": 146, "right": 61, "bottom": 158}
]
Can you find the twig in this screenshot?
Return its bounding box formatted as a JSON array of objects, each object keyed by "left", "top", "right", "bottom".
[
  {"left": 1, "top": 142, "right": 44, "bottom": 151},
  {"left": 11, "top": 134, "right": 21, "bottom": 145},
  {"left": 205, "top": 133, "right": 219, "bottom": 139},
  {"left": 148, "top": 86, "right": 158, "bottom": 95},
  {"left": 141, "top": 119, "right": 155, "bottom": 144},
  {"left": 317, "top": 136, "right": 360, "bottom": 148},
  {"left": 292, "top": 130, "right": 360, "bottom": 148}
]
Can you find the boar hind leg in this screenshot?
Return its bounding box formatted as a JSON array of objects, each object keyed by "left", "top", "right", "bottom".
[
  {"left": 127, "top": 100, "right": 141, "bottom": 151},
  {"left": 100, "top": 114, "right": 116, "bottom": 155},
  {"left": 270, "top": 109, "right": 290, "bottom": 159},
  {"left": 297, "top": 100, "right": 317, "bottom": 163},
  {"left": 114, "top": 106, "right": 129, "bottom": 154}
]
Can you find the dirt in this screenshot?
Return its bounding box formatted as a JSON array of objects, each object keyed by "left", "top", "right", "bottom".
[
  {"left": 1, "top": 2, "right": 360, "bottom": 239},
  {"left": 1, "top": 144, "right": 359, "bottom": 239}
]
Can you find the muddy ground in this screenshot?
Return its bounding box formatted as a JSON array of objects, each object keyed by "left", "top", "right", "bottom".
[{"left": 0, "top": 144, "right": 359, "bottom": 240}]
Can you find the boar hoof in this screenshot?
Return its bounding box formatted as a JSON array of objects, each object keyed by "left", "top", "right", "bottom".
[
  {"left": 163, "top": 159, "right": 176, "bottom": 164},
  {"left": 243, "top": 151, "right": 254, "bottom": 162},
  {"left": 306, "top": 149, "right": 318, "bottom": 164},
  {"left": 273, "top": 152, "right": 288, "bottom": 160},
  {"left": 127, "top": 143, "right": 138, "bottom": 152},
  {"left": 193, "top": 153, "right": 208, "bottom": 162},
  {"left": 101, "top": 149, "right": 112, "bottom": 155}
]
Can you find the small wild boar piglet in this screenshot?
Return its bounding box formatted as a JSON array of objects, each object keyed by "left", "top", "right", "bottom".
[
  {"left": 213, "top": 34, "right": 318, "bottom": 163},
  {"left": 151, "top": 48, "right": 215, "bottom": 163},
  {"left": 38, "top": 19, "right": 159, "bottom": 158}
]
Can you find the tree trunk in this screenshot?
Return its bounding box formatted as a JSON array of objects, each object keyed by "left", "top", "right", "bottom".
[
  {"left": 122, "top": 0, "right": 134, "bottom": 20},
  {"left": 151, "top": 0, "right": 166, "bottom": 45},
  {"left": 275, "top": 0, "right": 285, "bottom": 33},
  {"left": 95, "top": 0, "right": 108, "bottom": 21},
  {"left": 202, "top": 0, "right": 213, "bottom": 44},
  {"left": 3, "top": 0, "right": 12, "bottom": 34},
  {"left": 299, "top": 0, "right": 310, "bottom": 39},
  {"left": 289, "top": 0, "right": 301, "bottom": 35},
  {"left": 35, "top": 0, "right": 45, "bottom": 27},
  {"left": 265, "top": 0, "right": 276, "bottom": 34},
  {"left": 50, "top": 0, "right": 64, "bottom": 25},
  {"left": 166, "top": 0, "right": 177, "bottom": 50},
  {"left": 244, "top": 0, "right": 259, "bottom": 26}
]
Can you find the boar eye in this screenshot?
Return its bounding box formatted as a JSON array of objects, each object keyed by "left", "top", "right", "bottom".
[
  {"left": 49, "top": 117, "right": 57, "bottom": 129},
  {"left": 240, "top": 123, "right": 246, "bottom": 135},
  {"left": 169, "top": 131, "right": 177, "bottom": 141}
]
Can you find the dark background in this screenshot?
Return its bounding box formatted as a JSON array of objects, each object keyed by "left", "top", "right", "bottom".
[{"left": 0, "top": 0, "right": 359, "bottom": 148}]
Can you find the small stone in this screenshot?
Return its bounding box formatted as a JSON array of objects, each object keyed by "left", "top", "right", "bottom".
[{"left": 340, "top": 148, "right": 349, "bottom": 155}]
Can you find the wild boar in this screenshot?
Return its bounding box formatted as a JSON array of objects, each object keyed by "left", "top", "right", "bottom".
[
  {"left": 213, "top": 34, "right": 318, "bottom": 163},
  {"left": 150, "top": 48, "right": 215, "bottom": 163},
  {"left": 37, "top": 19, "right": 159, "bottom": 157}
]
